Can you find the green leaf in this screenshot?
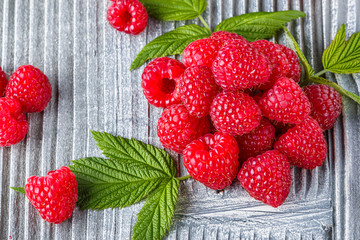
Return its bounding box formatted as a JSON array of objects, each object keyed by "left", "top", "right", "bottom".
[
  {"left": 132, "top": 178, "right": 179, "bottom": 240},
  {"left": 283, "top": 26, "right": 315, "bottom": 77},
  {"left": 69, "top": 157, "right": 166, "bottom": 210},
  {"left": 214, "top": 10, "right": 306, "bottom": 41},
  {"left": 91, "top": 131, "right": 176, "bottom": 178},
  {"left": 10, "top": 187, "right": 25, "bottom": 194},
  {"left": 322, "top": 24, "right": 360, "bottom": 74},
  {"left": 131, "top": 24, "right": 210, "bottom": 70},
  {"left": 139, "top": 0, "right": 206, "bottom": 21}
]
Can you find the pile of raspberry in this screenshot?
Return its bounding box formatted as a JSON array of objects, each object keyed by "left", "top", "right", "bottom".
[
  {"left": 141, "top": 31, "right": 342, "bottom": 207},
  {"left": 0, "top": 65, "right": 52, "bottom": 147}
]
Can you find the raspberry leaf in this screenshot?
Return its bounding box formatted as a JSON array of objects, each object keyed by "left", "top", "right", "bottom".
[
  {"left": 139, "top": 0, "right": 206, "bottom": 21},
  {"left": 69, "top": 157, "right": 165, "bottom": 210},
  {"left": 323, "top": 24, "right": 360, "bottom": 74},
  {"left": 131, "top": 24, "right": 211, "bottom": 70},
  {"left": 132, "top": 177, "right": 179, "bottom": 240},
  {"left": 214, "top": 10, "right": 306, "bottom": 42},
  {"left": 283, "top": 26, "right": 315, "bottom": 77},
  {"left": 10, "top": 187, "right": 25, "bottom": 194},
  {"left": 91, "top": 131, "right": 176, "bottom": 177}
]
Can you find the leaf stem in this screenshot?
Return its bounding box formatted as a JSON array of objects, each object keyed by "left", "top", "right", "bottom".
[
  {"left": 309, "top": 77, "right": 360, "bottom": 105},
  {"left": 177, "top": 175, "right": 192, "bottom": 181},
  {"left": 198, "top": 15, "right": 211, "bottom": 33},
  {"left": 313, "top": 69, "right": 328, "bottom": 77}
]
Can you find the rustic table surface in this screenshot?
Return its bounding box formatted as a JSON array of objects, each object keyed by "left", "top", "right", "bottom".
[{"left": 1, "top": 0, "right": 360, "bottom": 239}]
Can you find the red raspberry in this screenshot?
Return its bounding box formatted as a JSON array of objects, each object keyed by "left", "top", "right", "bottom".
[
  {"left": 210, "top": 91, "right": 262, "bottom": 136},
  {"left": 251, "top": 40, "right": 290, "bottom": 90},
  {"left": 182, "top": 38, "right": 222, "bottom": 68},
  {"left": 179, "top": 66, "right": 220, "bottom": 117},
  {"left": 210, "top": 31, "right": 247, "bottom": 47},
  {"left": 274, "top": 116, "right": 327, "bottom": 169},
  {"left": 157, "top": 104, "right": 210, "bottom": 153},
  {"left": 107, "top": 0, "right": 148, "bottom": 35},
  {"left": 141, "top": 57, "right": 186, "bottom": 108},
  {"left": 0, "top": 67, "right": 7, "bottom": 96},
  {"left": 304, "top": 84, "right": 342, "bottom": 130},
  {"left": 236, "top": 118, "right": 275, "bottom": 163},
  {"left": 258, "top": 77, "right": 311, "bottom": 124},
  {"left": 212, "top": 39, "right": 271, "bottom": 91},
  {"left": 238, "top": 150, "right": 291, "bottom": 207},
  {"left": 183, "top": 132, "right": 239, "bottom": 190},
  {"left": 277, "top": 44, "right": 301, "bottom": 83},
  {"left": 25, "top": 166, "right": 78, "bottom": 224},
  {"left": 6, "top": 65, "right": 52, "bottom": 113},
  {"left": 0, "top": 97, "right": 28, "bottom": 146}
]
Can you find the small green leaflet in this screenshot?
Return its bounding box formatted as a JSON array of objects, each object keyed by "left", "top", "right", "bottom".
[
  {"left": 139, "top": 0, "right": 206, "bottom": 21},
  {"left": 283, "top": 26, "right": 315, "bottom": 77},
  {"left": 214, "top": 10, "right": 306, "bottom": 41},
  {"left": 132, "top": 178, "right": 179, "bottom": 240},
  {"left": 70, "top": 131, "right": 180, "bottom": 240},
  {"left": 69, "top": 157, "right": 166, "bottom": 210},
  {"left": 10, "top": 187, "right": 25, "bottom": 194},
  {"left": 131, "top": 24, "right": 210, "bottom": 70},
  {"left": 323, "top": 24, "right": 360, "bottom": 74}
]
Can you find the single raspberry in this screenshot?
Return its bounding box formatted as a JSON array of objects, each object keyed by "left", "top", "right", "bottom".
[
  {"left": 251, "top": 40, "right": 290, "bottom": 90},
  {"left": 274, "top": 116, "right": 327, "bottom": 169},
  {"left": 304, "top": 84, "right": 342, "bottom": 130},
  {"left": 258, "top": 77, "right": 311, "bottom": 124},
  {"left": 236, "top": 118, "right": 275, "bottom": 163},
  {"left": 212, "top": 39, "right": 271, "bottom": 91},
  {"left": 277, "top": 44, "right": 301, "bottom": 82},
  {"left": 0, "top": 67, "right": 7, "bottom": 96},
  {"left": 6, "top": 65, "right": 52, "bottom": 113},
  {"left": 183, "top": 132, "right": 239, "bottom": 190},
  {"left": 142, "top": 57, "right": 186, "bottom": 108},
  {"left": 238, "top": 150, "right": 291, "bottom": 207},
  {"left": 182, "top": 38, "right": 222, "bottom": 68},
  {"left": 157, "top": 104, "right": 210, "bottom": 153},
  {"left": 179, "top": 66, "right": 220, "bottom": 117},
  {"left": 107, "top": 0, "right": 148, "bottom": 35},
  {"left": 25, "top": 166, "right": 78, "bottom": 224},
  {"left": 0, "top": 97, "right": 28, "bottom": 146},
  {"left": 210, "top": 31, "right": 247, "bottom": 47},
  {"left": 210, "top": 91, "right": 262, "bottom": 136}
]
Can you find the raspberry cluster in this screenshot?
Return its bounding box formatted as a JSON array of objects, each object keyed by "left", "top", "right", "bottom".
[
  {"left": 0, "top": 65, "right": 52, "bottom": 146},
  {"left": 141, "top": 31, "right": 342, "bottom": 207}
]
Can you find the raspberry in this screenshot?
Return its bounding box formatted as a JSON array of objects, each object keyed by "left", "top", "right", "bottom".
[
  {"left": 212, "top": 39, "right": 271, "bottom": 91},
  {"left": 258, "top": 77, "right": 311, "bottom": 124},
  {"left": 179, "top": 66, "right": 220, "bottom": 117},
  {"left": 157, "top": 104, "right": 210, "bottom": 153},
  {"left": 238, "top": 150, "right": 291, "bottom": 207},
  {"left": 142, "top": 57, "right": 186, "bottom": 108},
  {"left": 183, "top": 132, "right": 239, "bottom": 190},
  {"left": 277, "top": 44, "right": 301, "bottom": 82},
  {"left": 210, "top": 31, "right": 247, "bottom": 47},
  {"left": 236, "top": 118, "right": 275, "bottom": 163},
  {"left": 210, "top": 91, "right": 262, "bottom": 136},
  {"left": 304, "top": 84, "right": 342, "bottom": 130},
  {"left": 0, "top": 97, "right": 28, "bottom": 146},
  {"left": 25, "top": 166, "right": 78, "bottom": 224},
  {"left": 107, "top": 0, "right": 148, "bottom": 35},
  {"left": 182, "top": 38, "right": 222, "bottom": 68},
  {"left": 274, "top": 116, "right": 327, "bottom": 169},
  {"left": 0, "top": 67, "right": 7, "bottom": 96},
  {"left": 251, "top": 40, "right": 289, "bottom": 90},
  {"left": 6, "top": 65, "right": 52, "bottom": 113}
]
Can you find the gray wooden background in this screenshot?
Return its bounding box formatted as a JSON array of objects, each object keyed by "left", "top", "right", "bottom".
[{"left": 1, "top": 0, "right": 360, "bottom": 239}]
